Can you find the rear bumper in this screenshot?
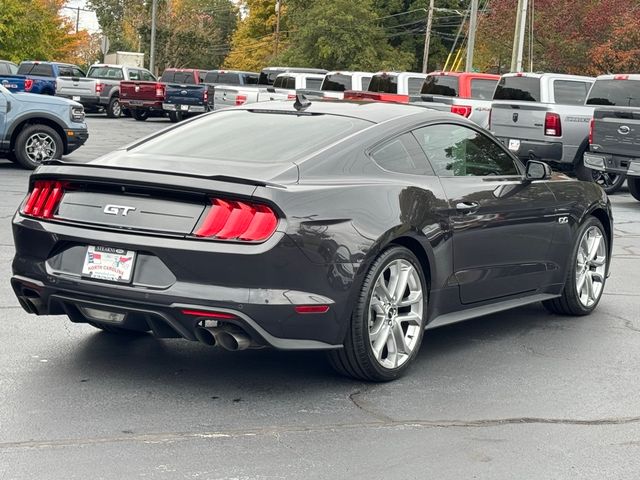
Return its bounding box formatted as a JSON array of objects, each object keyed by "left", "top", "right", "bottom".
[
  {"left": 121, "top": 99, "right": 164, "bottom": 111},
  {"left": 65, "top": 128, "right": 89, "bottom": 153},
  {"left": 11, "top": 215, "right": 354, "bottom": 350},
  {"left": 584, "top": 151, "right": 639, "bottom": 176},
  {"left": 497, "top": 136, "right": 564, "bottom": 164},
  {"left": 58, "top": 94, "right": 102, "bottom": 108},
  {"left": 163, "top": 103, "right": 206, "bottom": 113}
]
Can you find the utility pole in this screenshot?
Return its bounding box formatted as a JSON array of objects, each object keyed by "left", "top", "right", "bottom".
[
  {"left": 75, "top": 6, "right": 80, "bottom": 33},
  {"left": 149, "top": 0, "right": 158, "bottom": 74},
  {"left": 464, "top": 0, "right": 478, "bottom": 72},
  {"left": 275, "top": 0, "right": 281, "bottom": 56},
  {"left": 510, "top": 0, "right": 529, "bottom": 72},
  {"left": 422, "top": 0, "right": 435, "bottom": 73}
]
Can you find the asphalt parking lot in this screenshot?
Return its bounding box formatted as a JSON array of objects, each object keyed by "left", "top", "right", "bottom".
[{"left": 1, "top": 115, "right": 639, "bottom": 479}]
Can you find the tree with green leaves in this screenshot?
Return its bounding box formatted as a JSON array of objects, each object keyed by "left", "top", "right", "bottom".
[{"left": 277, "top": 0, "right": 413, "bottom": 71}]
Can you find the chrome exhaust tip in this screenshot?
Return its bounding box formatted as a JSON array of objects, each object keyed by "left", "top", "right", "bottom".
[
  {"left": 216, "top": 330, "right": 251, "bottom": 351},
  {"left": 194, "top": 327, "right": 218, "bottom": 347}
]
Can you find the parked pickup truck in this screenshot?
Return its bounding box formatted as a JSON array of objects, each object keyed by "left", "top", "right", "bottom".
[
  {"left": 0, "top": 60, "right": 18, "bottom": 76},
  {"left": 213, "top": 67, "right": 328, "bottom": 109},
  {"left": 0, "top": 61, "right": 85, "bottom": 95},
  {"left": 354, "top": 71, "right": 428, "bottom": 103},
  {"left": 297, "top": 71, "right": 373, "bottom": 99},
  {"left": 121, "top": 68, "right": 199, "bottom": 121},
  {"left": 413, "top": 71, "right": 500, "bottom": 128},
  {"left": 56, "top": 64, "right": 156, "bottom": 117},
  {"left": 161, "top": 69, "right": 211, "bottom": 122},
  {"left": 584, "top": 74, "right": 640, "bottom": 198},
  {"left": 162, "top": 69, "right": 258, "bottom": 121},
  {"left": 0, "top": 84, "right": 87, "bottom": 169},
  {"left": 490, "top": 72, "right": 597, "bottom": 168}
]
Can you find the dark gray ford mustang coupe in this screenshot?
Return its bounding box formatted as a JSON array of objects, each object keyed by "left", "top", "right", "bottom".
[{"left": 11, "top": 100, "right": 612, "bottom": 381}]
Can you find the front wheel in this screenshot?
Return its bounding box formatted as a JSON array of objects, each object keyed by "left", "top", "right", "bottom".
[
  {"left": 543, "top": 216, "right": 608, "bottom": 316},
  {"left": 328, "top": 246, "right": 427, "bottom": 382},
  {"left": 628, "top": 177, "right": 640, "bottom": 201},
  {"left": 13, "top": 124, "right": 63, "bottom": 169}
]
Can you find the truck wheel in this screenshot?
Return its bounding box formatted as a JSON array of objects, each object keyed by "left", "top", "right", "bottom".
[
  {"left": 106, "top": 97, "right": 122, "bottom": 118},
  {"left": 14, "top": 124, "right": 63, "bottom": 170},
  {"left": 132, "top": 109, "right": 149, "bottom": 122},
  {"left": 168, "top": 111, "right": 183, "bottom": 123},
  {"left": 594, "top": 172, "right": 626, "bottom": 195},
  {"left": 628, "top": 178, "right": 640, "bottom": 201}
]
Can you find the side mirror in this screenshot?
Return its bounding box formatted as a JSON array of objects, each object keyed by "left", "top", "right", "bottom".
[
  {"left": 525, "top": 160, "right": 552, "bottom": 181},
  {"left": 266, "top": 86, "right": 276, "bottom": 93}
]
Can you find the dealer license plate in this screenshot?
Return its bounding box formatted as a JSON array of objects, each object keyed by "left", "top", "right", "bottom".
[
  {"left": 180, "top": 104, "right": 189, "bottom": 111},
  {"left": 81, "top": 246, "right": 136, "bottom": 283},
  {"left": 128, "top": 100, "right": 143, "bottom": 106},
  {"left": 508, "top": 139, "right": 521, "bottom": 152},
  {"left": 72, "top": 96, "right": 81, "bottom": 101}
]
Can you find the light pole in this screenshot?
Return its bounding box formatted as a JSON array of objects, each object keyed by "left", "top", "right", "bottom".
[
  {"left": 422, "top": 0, "right": 435, "bottom": 73},
  {"left": 149, "top": 0, "right": 158, "bottom": 74},
  {"left": 275, "top": 0, "right": 281, "bottom": 56}
]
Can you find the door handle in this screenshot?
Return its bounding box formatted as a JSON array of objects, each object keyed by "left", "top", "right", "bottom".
[{"left": 456, "top": 202, "right": 479, "bottom": 214}]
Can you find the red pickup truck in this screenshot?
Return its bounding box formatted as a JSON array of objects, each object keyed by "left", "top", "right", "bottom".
[{"left": 120, "top": 68, "right": 206, "bottom": 121}]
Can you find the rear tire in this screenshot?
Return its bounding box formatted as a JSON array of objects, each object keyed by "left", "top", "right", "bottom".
[
  {"left": 168, "top": 111, "right": 183, "bottom": 123},
  {"left": 328, "top": 246, "right": 427, "bottom": 382},
  {"left": 14, "top": 124, "right": 63, "bottom": 170},
  {"left": 543, "top": 216, "right": 608, "bottom": 316},
  {"left": 132, "top": 109, "right": 149, "bottom": 122},
  {"left": 628, "top": 178, "right": 640, "bottom": 201},
  {"left": 106, "top": 96, "right": 122, "bottom": 118}
]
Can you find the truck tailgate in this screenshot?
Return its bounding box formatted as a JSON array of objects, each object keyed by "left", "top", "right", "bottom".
[
  {"left": 56, "top": 77, "right": 96, "bottom": 97},
  {"left": 164, "top": 84, "right": 205, "bottom": 105},
  {"left": 0, "top": 75, "right": 27, "bottom": 92},
  {"left": 491, "top": 101, "right": 550, "bottom": 140},
  {"left": 593, "top": 107, "right": 640, "bottom": 158}
]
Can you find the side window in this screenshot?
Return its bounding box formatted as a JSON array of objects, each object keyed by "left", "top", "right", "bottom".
[
  {"left": 245, "top": 74, "right": 259, "bottom": 85},
  {"left": 370, "top": 133, "right": 433, "bottom": 175},
  {"left": 0, "top": 63, "right": 8, "bottom": 75},
  {"left": 361, "top": 76, "right": 372, "bottom": 91},
  {"left": 9, "top": 63, "right": 18, "bottom": 74},
  {"left": 57, "top": 65, "right": 74, "bottom": 77},
  {"left": 554, "top": 80, "right": 591, "bottom": 105},
  {"left": 141, "top": 70, "right": 155, "bottom": 81},
  {"left": 129, "top": 70, "right": 140, "bottom": 81},
  {"left": 285, "top": 77, "right": 296, "bottom": 90},
  {"left": 273, "top": 76, "right": 286, "bottom": 89},
  {"left": 407, "top": 77, "right": 426, "bottom": 95},
  {"left": 413, "top": 124, "right": 519, "bottom": 177}
]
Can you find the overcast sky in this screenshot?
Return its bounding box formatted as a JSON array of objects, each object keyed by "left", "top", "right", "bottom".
[{"left": 62, "top": 0, "right": 101, "bottom": 33}]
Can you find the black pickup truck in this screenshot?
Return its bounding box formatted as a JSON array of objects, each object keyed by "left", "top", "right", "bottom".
[{"left": 583, "top": 74, "right": 640, "bottom": 200}]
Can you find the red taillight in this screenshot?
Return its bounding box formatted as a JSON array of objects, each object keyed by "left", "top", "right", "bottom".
[
  {"left": 181, "top": 309, "right": 237, "bottom": 319},
  {"left": 295, "top": 305, "right": 330, "bottom": 314},
  {"left": 155, "top": 83, "right": 165, "bottom": 98},
  {"left": 24, "top": 79, "right": 33, "bottom": 91},
  {"left": 235, "top": 94, "right": 247, "bottom": 106},
  {"left": 589, "top": 118, "right": 595, "bottom": 144},
  {"left": 544, "top": 112, "right": 562, "bottom": 136},
  {"left": 193, "top": 199, "right": 278, "bottom": 242},
  {"left": 614, "top": 74, "right": 629, "bottom": 80},
  {"left": 203, "top": 89, "right": 208, "bottom": 103},
  {"left": 22, "top": 180, "right": 66, "bottom": 219},
  {"left": 95, "top": 82, "right": 103, "bottom": 94},
  {"left": 451, "top": 105, "right": 472, "bottom": 117},
  {"left": 287, "top": 93, "right": 296, "bottom": 100}
]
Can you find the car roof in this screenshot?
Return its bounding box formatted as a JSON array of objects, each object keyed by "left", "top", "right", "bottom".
[
  {"left": 427, "top": 71, "right": 500, "bottom": 80},
  {"left": 501, "top": 72, "right": 595, "bottom": 81},
  {"left": 236, "top": 99, "right": 449, "bottom": 124},
  {"left": 595, "top": 74, "right": 640, "bottom": 81}
]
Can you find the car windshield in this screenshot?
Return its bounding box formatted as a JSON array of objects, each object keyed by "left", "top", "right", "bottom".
[
  {"left": 493, "top": 76, "right": 541, "bottom": 102},
  {"left": 421, "top": 75, "right": 459, "bottom": 96},
  {"left": 88, "top": 67, "right": 124, "bottom": 80},
  {"left": 586, "top": 79, "right": 640, "bottom": 107},
  {"left": 132, "top": 110, "right": 372, "bottom": 163}
]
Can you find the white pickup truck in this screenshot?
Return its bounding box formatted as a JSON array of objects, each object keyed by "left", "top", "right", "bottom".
[
  {"left": 297, "top": 71, "right": 373, "bottom": 99},
  {"left": 213, "top": 66, "right": 327, "bottom": 109},
  {"left": 490, "top": 73, "right": 595, "bottom": 171},
  {"left": 56, "top": 64, "right": 155, "bottom": 117}
]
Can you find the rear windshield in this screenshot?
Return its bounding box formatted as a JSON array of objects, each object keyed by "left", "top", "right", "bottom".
[
  {"left": 88, "top": 66, "right": 124, "bottom": 80},
  {"left": 470, "top": 79, "right": 498, "bottom": 99},
  {"left": 204, "top": 71, "right": 240, "bottom": 85},
  {"left": 493, "top": 76, "right": 541, "bottom": 102},
  {"left": 160, "top": 70, "right": 197, "bottom": 84},
  {"left": 368, "top": 74, "right": 398, "bottom": 94},
  {"left": 259, "top": 70, "right": 284, "bottom": 85},
  {"left": 17, "top": 63, "right": 54, "bottom": 77},
  {"left": 322, "top": 74, "right": 352, "bottom": 91},
  {"left": 132, "top": 110, "right": 372, "bottom": 163},
  {"left": 421, "top": 75, "right": 459, "bottom": 96},
  {"left": 586, "top": 79, "right": 640, "bottom": 107}
]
